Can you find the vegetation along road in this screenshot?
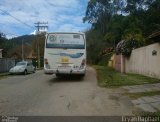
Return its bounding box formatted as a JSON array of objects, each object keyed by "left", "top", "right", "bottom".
[{"left": 0, "top": 66, "right": 134, "bottom": 116}]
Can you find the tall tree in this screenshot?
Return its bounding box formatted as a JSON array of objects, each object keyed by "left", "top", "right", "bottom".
[
  {"left": 83, "top": 0, "right": 119, "bottom": 34},
  {"left": 84, "top": 0, "right": 160, "bottom": 64}
]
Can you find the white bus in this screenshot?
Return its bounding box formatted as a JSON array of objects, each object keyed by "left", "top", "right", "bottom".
[{"left": 44, "top": 32, "right": 86, "bottom": 76}]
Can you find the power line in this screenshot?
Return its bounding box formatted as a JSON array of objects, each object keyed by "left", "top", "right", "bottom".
[{"left": 0, "top": 8, "right": 34, "bottom": 29}]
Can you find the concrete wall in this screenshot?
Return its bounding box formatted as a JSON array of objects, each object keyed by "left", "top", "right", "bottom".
[
  {"left": 115, "top": 54, "right": 125, "bottom": 73},
  {"left": 115, "top": 55, "right": 121, "bottom": 72},
  {"left": 0, "top": 58, "right": 15, "bottom": 73},
  {"left": 0, "top": 51, "right": 2, "bottom": 58},
  {"left": 125, "top": 43, "right": 160, "bottom": 79}
]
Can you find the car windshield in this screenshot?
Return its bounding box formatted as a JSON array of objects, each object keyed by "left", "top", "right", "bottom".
[{"left": 16, "top": 62, "right": 26, "bottom": 66}]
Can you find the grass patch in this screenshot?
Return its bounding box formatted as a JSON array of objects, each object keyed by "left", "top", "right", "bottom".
[
  {"left": 94, "top": 65, "right": 160, "bottom": 87},
  {"left": 125, "top": 91, "right": 160, "bottom": 99},
  {"left": 0, "top": 75, "right": 8, "bottom": 80},
  {"left": 0, "top": 72, "right": 9, "bottom": 80},
  {"left": 140, "top": 111, "right": 160, "bottom": 117},
  {"left": 0, "top": 76, "right": 8, "bottom": 80}
]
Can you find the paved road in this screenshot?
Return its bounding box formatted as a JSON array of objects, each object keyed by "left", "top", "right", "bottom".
[{"left": 0, "top": 67, "right": 133, "bottom": 116}]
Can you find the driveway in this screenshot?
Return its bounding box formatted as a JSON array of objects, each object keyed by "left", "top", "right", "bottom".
[{"left": 0, "top": 66, "right": 133, "bottom": 116}]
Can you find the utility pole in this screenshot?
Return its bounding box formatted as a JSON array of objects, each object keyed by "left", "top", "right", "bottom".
[
  {"left": 34, "top": 22, "right": 48, "bottom": 68},
  {"left": 22, "top": 38, "right": 24, "bottom": 61},
  {"left": 35, "top": 22, "right": 48, "bottom": 32}
]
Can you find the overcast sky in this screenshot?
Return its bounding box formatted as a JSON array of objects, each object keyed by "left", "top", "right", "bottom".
[{"left": 0, "top": 0, "right": 91, "bottom": 38}]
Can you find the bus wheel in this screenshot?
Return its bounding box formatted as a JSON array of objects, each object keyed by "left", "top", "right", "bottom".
[
  {"left": 56, "top": 74, "right": 61, "bottom": 77},
  {"left": 79, "top": 74, "right": 85, "bottom": 77}
]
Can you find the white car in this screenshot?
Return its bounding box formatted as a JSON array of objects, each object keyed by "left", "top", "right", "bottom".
[{"left": 9, "top": 61, "right": 35, "bottom": 75}]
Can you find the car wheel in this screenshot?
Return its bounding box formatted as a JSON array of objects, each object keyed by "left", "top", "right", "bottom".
[
  {"left": 24, "top": 70, "right": 27, "bottom": 75},
  {"left": 33, "top": 69, "right": 35, "bottom": 73}
]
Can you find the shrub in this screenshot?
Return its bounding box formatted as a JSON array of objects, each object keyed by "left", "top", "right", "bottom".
[{"left": 116, "top": 40, "right": 139, "bottom": 56}]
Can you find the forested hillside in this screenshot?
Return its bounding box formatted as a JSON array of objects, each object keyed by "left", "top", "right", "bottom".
[
  {"left": 0, "top": 33, "right": 45, "bottom": 58},
  {"left": 84, "top": 0, "right": 160, "bottom": 65}
]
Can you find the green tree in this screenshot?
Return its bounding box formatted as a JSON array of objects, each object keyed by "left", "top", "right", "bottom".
[
  {"left": 84, "top": 0, "right": 160, "bottom": 64},
  {"left": 104, "top": 15, "right": 124, "bottom": 45}
]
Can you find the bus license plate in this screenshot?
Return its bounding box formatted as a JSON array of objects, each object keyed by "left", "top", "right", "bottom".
[
  {"left": 58, "top": 65, "right": 71, "bottom": 70},
  {"left": 58, "top": 64, "right": 70, "bottom": 69}
]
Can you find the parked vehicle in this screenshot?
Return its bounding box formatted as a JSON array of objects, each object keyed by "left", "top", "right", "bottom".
[
  {"left": 44, "top": 32, "right": 86, "bottom": 77},
  {"left": 9, "top": 61, "right": 35, "bottom": 75}
]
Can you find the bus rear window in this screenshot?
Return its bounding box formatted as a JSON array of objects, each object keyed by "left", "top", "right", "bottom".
[{"left": 46, "top": 33, "right": 85, "bottom": 49}]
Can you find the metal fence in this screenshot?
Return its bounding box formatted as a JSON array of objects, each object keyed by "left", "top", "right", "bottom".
[{"left": 0, "top": 58, "right": 15, "bottom": 73}]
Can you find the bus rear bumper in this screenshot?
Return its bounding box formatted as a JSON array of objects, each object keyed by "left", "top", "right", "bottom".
[
  {"left": 72, "top": 69, "right": 86, "bottom": 74},
  {"left": 44, "top": 68, "right": 86, "bottom": 75}
]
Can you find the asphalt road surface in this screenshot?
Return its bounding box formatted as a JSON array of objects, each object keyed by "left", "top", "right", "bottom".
[{"left": 0, "top": 67, "right": 133, "bottom": 116}]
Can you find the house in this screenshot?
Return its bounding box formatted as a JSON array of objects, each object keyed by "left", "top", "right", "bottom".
[
  {"left": 0, "top": 49, "right": 3, "bottom": 58},
  {"left": 9, "top": 44, "right": 36, "bottom": 60}
]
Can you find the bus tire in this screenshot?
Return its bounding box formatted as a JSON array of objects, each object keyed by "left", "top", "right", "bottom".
[
  {"left": 80, "top": 73, "right": 85, "bottom": 77},
  {"left": 56, "top": 74, "right": 61, "bottom": 77}
]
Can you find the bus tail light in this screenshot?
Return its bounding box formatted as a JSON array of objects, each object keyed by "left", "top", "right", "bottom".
[
  {"left": 44, "top": 58, "right": 51, "bottom": 69},
  {"left": 81, "top": 59, "right": 86, "bottom": 66},
  {"left": 44, "top": 58, "right": 48, "bottom": 64}
]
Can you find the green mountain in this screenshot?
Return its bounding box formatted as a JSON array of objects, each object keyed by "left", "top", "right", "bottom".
[
  {"left": 9, "top": 34, "right": 35, "bottom": 46},
  {"left": 0, "top": 34, "right": 36, "bottom": 57}
]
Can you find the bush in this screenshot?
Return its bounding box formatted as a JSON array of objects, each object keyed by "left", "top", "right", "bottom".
[{"left": 116, "top": 40, "right": 140, "bottom": 57}]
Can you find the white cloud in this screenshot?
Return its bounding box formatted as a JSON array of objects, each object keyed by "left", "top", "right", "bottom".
[
  {"left": 0, "top": 0, "right": 90, "bottom": 36},
  {"left": 57, "top": 24, "right": 82, "bottom": 32},
  {"left": 30, "top": 30, "right": 37, "bottom": 35}
]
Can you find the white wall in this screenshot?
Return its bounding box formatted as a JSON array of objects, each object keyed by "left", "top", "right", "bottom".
[
  {"left": 0, "top": 51, "right": 2, "bottom": 58},
  {"left": 125, "top": 43, "right": 160, "bottom": 79}
]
